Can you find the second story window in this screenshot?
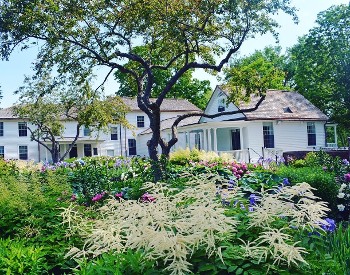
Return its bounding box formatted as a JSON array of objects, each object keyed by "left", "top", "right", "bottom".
[
  {"left": 18, "top": 122, "right": 27, "bottom": 137},
  {"left": 218, "top": 98, "right": 225, "bottom": 112},
  {"left": 0, "top": 122, "right": 3, "bottom": 136},
  {"left": 111, "top": 126, "right": 118, "bottom": 140},
  {"left": 137, "top": 116, "right": 145, "bottom": 128},
  {"left": 83, "top": 127, "right": 91, "bottom": 136}
]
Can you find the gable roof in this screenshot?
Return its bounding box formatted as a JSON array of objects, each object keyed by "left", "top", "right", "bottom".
[
  {"left": 121, "top": 97, "right": 201, "bottom": 112},
  {"left": 238, "top": 89, "right": 328, "bottom": 121}
]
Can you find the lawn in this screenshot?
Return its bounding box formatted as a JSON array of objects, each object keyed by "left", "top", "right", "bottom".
[{"left": 0, "top": 149, "right": 349, "bottom": 274}]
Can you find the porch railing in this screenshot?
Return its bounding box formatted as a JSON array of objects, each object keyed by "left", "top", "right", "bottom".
[{"left": 218, "top": 149, "right": 250, "bottom": 163}]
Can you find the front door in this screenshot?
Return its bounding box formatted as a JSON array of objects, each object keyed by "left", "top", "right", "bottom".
[
  {"left": 69, "top": 144, "right": 78, "bottom": 158},
  {"left": 128, "top": 139, "right": 137, "bottom": 156},
  {"left": 231, "top": 129, "right": 241, "bottom": 150}
]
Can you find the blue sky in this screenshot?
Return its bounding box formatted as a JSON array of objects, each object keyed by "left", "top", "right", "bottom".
[{"left": 0, "top": 0, "right": 348, "bottom": 108}]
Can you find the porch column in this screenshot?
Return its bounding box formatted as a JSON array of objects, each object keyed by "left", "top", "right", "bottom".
[
  {"left": 208, "top": 128, "right": 212, "bottom": 151},
  {"left": 203, "top": 129, "right": 207, "bottom": 151},
  {"left": 187, "top": 131, "right": 191, "bottom": 149},
  {"left": 45, "top": 148, "right": 48, "bottom": 162},
  {"left": 213, "top": 128, "right": 218, "bottom": 152}
]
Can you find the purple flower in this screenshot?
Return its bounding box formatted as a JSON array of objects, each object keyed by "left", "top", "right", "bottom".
[
  {"left": 70, "top": 194, "right": 77, "bottom": 201},
  {"left": 248, "top": 206, "right": 254, "bottom": 212},
  {"left": 343, "top": 159, "right": 349, "bottom": 166},
  {"left": 321, "top": 218, "right": 336, "bottom": 233},
  {"left": 249, "top": 194, "right": 258, "bottom": 205},
  {"left": 283, "top": 178, "right": 290, "bottom": 186},
  {"left": 344, "top": 173, "right": 350, "bottom": 182}
]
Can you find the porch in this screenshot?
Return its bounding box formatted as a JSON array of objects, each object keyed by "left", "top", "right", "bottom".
[
  {"left": 173, "top": 123, "right": 283, "bottom": 163},
  {"left": 41, "top": 137, "right": 105, "bottom": 161}
]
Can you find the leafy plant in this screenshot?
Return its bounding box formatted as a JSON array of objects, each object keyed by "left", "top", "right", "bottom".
[{"left": 0, "top": 238, "right": 48, "bottom": 274}]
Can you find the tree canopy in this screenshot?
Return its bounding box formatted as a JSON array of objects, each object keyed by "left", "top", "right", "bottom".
[
  {"left": 290, "top": 4, "right": 350, "bottom": 132},
  {"left": 223, "top": 46, "right": 289, "bottom": 104},
  {"left": 14, "top": 76, "right": 130, "bottom": 163},
  {"left": 0, "top": 0, "right": 296, "bottom": 178}
]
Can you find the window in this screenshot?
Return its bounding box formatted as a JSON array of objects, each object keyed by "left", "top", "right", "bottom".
[
  {"left": 0, "top": 122, "right": 3, "bottom": 136},
  {"left": 69, "top": 144, "right": 78, "bottom": 158},
  {"left": 18, "top": 122, "right": 27, "bottom": 137},
  {"left": 0, "top": 146, "right": 4, "bottom": 158},
  {"left": 128, "top": 139, "right": 137, "bottom": 156},
  {"left": 218, "top": 98, "right": 225, "bottom": 112},
  {"left": 84, "top": 144, "right": 92, "bottom": 157},
  {"left": 83, "top": 127, "right": 91, "bottom": 136},
  {"left": 137, "top": 116, "right": 145, "bottom": 128},
  {"left": 111, "top": 127, "right": 118, "bottom": 140},
  {"left": 107, "top": 149, "right": 114, "bottom": 156},
  {"left": 263, "top": 122, "right": 274, "bottom": 148},
  {"left": 93, "top": 148, "right": 98, "bottom": 156},
  {"left": 19, "top": 145, "right": 28, "bottom": 160},
  {"left": 307, "top": 122, "right": 316, "bottom": 146}
]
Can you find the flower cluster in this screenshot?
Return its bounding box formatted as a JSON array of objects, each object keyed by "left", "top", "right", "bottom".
[
  {"left": 92, "top": 191, "right": 107, "bottom": 202},
  {"left": 141, "top": 192, "right": 156, "bottom": 203},
  {"left": 320, "top": 218, "right": 336, "bottom": 233}
]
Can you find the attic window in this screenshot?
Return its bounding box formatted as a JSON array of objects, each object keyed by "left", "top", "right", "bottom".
[{"left": 283, "top": 107, "right": 293, "bottom": 113}]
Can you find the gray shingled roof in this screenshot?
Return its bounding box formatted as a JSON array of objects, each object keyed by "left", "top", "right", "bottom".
[
  {"left": 0, "top": 97, "right": 200, "bottom": 119},
  {"left": 121, "top": 97, "right": 201, "bottom": 112},
  {"left": 0, "top": 107, "right": 17, "bottom": 119},
  {"left": 238, "top": 90, "right": 328, "bottom": 121},
  {"left": 139, "top": 116, "right": 200, "bottom": 135}
]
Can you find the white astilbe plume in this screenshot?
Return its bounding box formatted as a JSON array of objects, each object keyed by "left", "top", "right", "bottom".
[
  {"left": 62, "top": 172, "right": 237, "bottom": 275},
  {"left": 248, "top": 182, "right": 329, "bottom": 230},
  {"left": 244, "top": 182, "right": 329, "bottom": 267}
]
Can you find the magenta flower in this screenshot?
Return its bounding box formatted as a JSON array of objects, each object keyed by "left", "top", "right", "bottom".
[
  {"left": 115, "top": 192, "right": 123, "bottom": 199},
  {"left": 71, "top": 194, "right": 77, "bottom": 201},
  {"left": 92, "top": 192, "right": 106, "bottom": 202},
  {"left": 141, "top": 193, "right": 156, "bottom": 203}
]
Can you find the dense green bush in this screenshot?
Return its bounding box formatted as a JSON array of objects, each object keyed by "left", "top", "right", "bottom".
[{"left": 0, "top": 238, "right": 48, "bottom": 274}]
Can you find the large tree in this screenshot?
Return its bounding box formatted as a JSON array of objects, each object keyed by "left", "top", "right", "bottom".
[
  {"left": 115, "top": 46, "right": 212, "bottom": 110},
  {"left": 0, "top": 0, "right": 296, "bottom": 178},
  {"left": 290, "top": 4, "right": 350, "bottom": 143},
  {"left": 14, "top": 76, "right": 129, "bottom": 163}
]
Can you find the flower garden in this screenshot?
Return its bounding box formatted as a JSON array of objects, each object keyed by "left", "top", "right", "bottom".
[{"left": 1, "top": 149, "right": 350, "bottom": 274}]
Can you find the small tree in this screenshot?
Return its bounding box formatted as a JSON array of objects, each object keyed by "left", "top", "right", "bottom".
[{"left": 14, "top": 76, "right": 130, "bottom": 163}]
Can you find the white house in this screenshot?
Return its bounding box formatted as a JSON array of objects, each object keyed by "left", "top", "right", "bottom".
[
  {"left": 139, "top": 86, "right": 337, "bottom": 162},
  {"left": 0, "top": 98, "right": 200, "bottom": 162},
  {"left": 0, "top": 87, "right": 336, "bottom": 162}
]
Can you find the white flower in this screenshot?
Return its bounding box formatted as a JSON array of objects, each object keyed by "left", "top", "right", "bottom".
[
  {"left": 338, "top": 192, "right": 345, "bottom": 199},
  {"left": 339, "top": 183, "right": 346, "bottom": 192},
  {"left": 337, "top": 204, "right": 345, "bottom": 211}
]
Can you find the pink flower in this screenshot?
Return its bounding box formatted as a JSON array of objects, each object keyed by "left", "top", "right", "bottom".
[
  {"left": 92, "top": 192, "right": 106, "bottom": 202},
  {"left": 71, "top": 194, "right": 77, "bottom": 201},
  {"left": 115, "top": 192, "right": 123, "bottom": 199},
  {"left": 141, "top": 193, "right": 156, "bottom": 203}
]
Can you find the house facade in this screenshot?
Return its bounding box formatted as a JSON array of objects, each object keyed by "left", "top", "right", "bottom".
[
  {"left": 0, "top": 98, "right": 200, "bottom": 162},
  {"left": 139, "top": 86, "right": 336, "bottom": 162},
  {"left": 0, "top": 88, "right": 336, "bottom": 162}
]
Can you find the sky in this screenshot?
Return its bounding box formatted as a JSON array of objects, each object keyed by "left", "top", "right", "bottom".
[{"left": 0, "top": 0, "right": 349, "bottom": 108}]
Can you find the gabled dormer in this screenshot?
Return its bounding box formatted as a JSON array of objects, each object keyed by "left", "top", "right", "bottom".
[{"left": 199, "top": 86, "right": 245, "bottom": 123}]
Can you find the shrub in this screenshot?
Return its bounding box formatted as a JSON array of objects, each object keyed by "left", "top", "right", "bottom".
[{"left": 0, "top": 238, "right": 48, "bottom": 274}]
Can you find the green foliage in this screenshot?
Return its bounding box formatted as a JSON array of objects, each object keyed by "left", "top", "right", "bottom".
[
  {"left": 0, "top": 238, "right": 48, "bottom": 274},
  {"left": 74, "top": 250, "right": 160, "bottom": 275},
  {"left": 276, "top": 166, "right": 338, "bottom": 215},
  {"left": 224, "top": 46, "right": 288, "bottom": 103},
  {"left": 290, "top": 4, "right": 350, "bottom": 130},
  {"left": 239, "top": 171, "right": 282, "bottom": 192}
]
